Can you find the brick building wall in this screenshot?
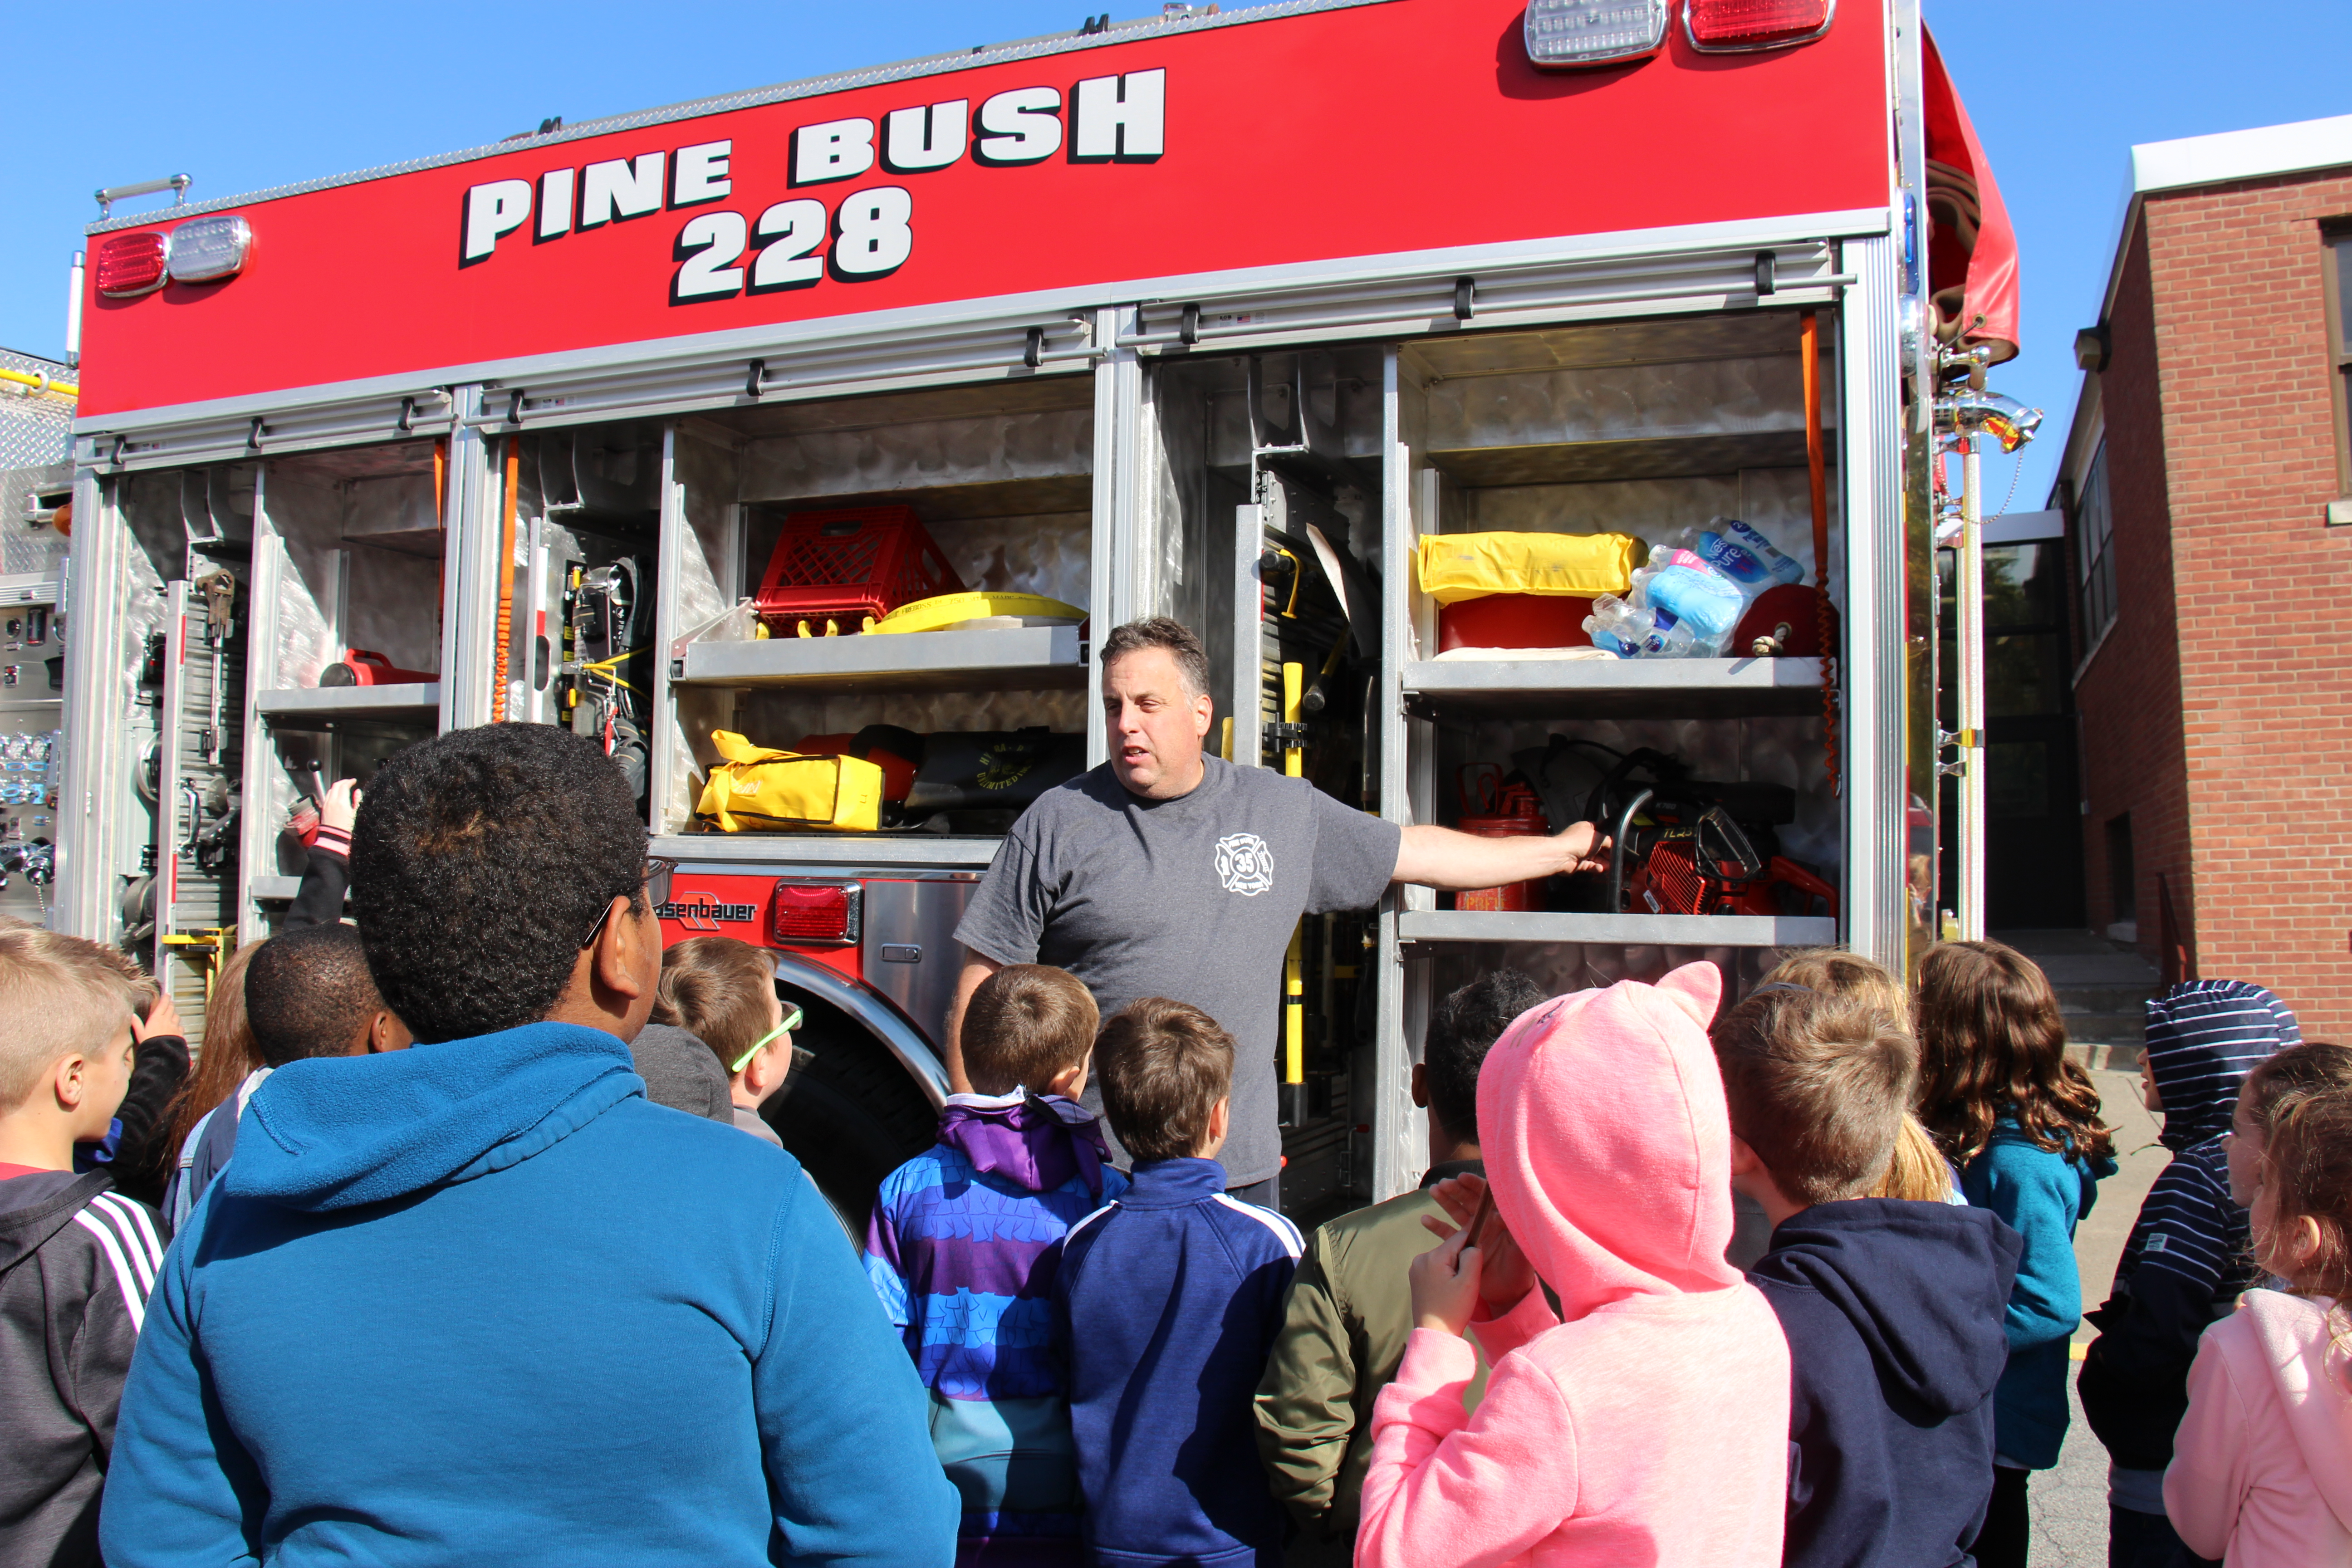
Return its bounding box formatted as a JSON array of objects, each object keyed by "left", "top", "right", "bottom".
[
  {"left": 2074, "top": 226, "right": 2190, "bottom": 981},
  {"left": 2076, "top": 168, "right": 2352, "bottom": 1034}
]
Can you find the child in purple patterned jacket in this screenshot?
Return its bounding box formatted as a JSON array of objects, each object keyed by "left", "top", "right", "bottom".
[{"left": 864, "top": 963, "right": 1126, "bottom": 1567}]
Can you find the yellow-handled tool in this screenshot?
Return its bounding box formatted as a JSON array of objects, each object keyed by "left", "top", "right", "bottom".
[
  {"left": 1281, "top": 662, "right": 1303, "bottom": 779},
  {"left": 1282, "top": 924, "right": 1307, "bottom": 1126},
  {"left": 1280, "top": 660, "right": 1307, "bottom": 1125}
]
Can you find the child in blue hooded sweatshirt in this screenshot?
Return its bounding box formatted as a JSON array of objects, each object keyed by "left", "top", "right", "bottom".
[
  {"left": 2080, "top": 979, "right": 2298, "bottom": 1568},
  {"left": 865, "top": 963, "right": 1126, "bottom": 1566},
  {"left": 1916, "top": 940, "right": 2116, "bottom": 1568},
  {"left": 99, "top": 723, "right": 955, "bottom": 1568}
]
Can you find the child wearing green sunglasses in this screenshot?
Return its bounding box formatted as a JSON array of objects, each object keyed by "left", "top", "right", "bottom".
[{"left": 652, "top": 937, "right": 801, "bottom": 1148}]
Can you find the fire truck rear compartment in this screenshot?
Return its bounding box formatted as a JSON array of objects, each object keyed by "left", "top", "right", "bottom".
[
  {"left": 244, "top": 442, "right": 446, "bottom": 941},
  {"left": 658, "top": 375, "right": 1096, "bottom": 839}
]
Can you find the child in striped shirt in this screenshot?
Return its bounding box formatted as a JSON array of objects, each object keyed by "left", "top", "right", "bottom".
[
  {"left": 2080, "top": 979, "right": 2299, "bottom": 1568},
  {"left": 864, "top": 963, "right": 1123, "bottom": 1566}
]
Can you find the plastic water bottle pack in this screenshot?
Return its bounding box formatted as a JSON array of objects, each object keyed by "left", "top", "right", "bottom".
[{"left": 1584, "top": 519, "right": 1802, "bottom": 659}]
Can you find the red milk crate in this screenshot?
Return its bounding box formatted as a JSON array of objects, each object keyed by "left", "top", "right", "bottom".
[{"left": 751, "top": 505, "right": 965, "bottom": 634}]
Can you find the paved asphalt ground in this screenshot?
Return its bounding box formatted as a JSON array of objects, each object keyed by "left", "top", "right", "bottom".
[{"left": 2026, "top": 1064, "right": 2172, "bottom": 1565}]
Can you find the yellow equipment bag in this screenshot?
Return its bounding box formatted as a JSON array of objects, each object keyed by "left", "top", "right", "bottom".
[
  {"left": 1415, "top": 531, "right": 1643, "bottom": 605},
  {"left": 695, "top": 731, "right": 884, "bottom": 833}
]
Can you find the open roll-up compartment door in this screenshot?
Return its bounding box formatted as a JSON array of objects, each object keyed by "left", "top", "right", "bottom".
[{"left": 1922, "top": 29, "right": 2022, "bottom": 366}]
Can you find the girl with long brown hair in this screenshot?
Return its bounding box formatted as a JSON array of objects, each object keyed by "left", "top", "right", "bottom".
[{"left": 1912, "top": 939, "right": 2115, "bottom": 1568}]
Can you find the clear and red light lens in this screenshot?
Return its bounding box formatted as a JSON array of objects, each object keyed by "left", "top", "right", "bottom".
[
  {"left": 94, "top": 232, "right": 168, "bottom": 298},
  {"left": 770, "top": 881, "right": 860, "bottom": 946},
  {"left": 1684, "top": 0, "right": 1835, "bottom": 51}
]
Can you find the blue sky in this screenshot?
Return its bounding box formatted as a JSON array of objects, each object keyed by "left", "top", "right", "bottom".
[{"left": 4, "top": 2, "right": 2347, "bottom": 504}]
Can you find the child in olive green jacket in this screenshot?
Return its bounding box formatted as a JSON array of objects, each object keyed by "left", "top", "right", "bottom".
[{"left": 1252, "top": 971, "right": 1543, "bottom": 1551}]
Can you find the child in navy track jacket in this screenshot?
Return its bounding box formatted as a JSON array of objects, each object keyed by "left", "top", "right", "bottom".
[
  {"left": 1055, "top": 999, "right": 1302, "bottom": 1568},
  {"left": 0, "top": 925, "right": 171, "bottom": 1568}
]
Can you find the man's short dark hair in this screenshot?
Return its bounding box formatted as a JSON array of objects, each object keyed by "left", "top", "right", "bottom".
[
  {"left": 1427, "top": 970, "right": 1547, "bottom": 1143},
  {"left": 1711, "top": 986, "right": 1919, "bottom": 1207},
  {"left": 1096, "top": 997, "right": 1233, "bottom": 1162},
  {"left": 963, "top": 965, "right": 1099, "bottom": 1096},
  {"left": 244, "top": 924, "right": 385, "bottom": 1067},
  {"left": 351, "top": 724, "right": 646, "bottom": 1044},
  {"left": 1099, "top": 617, "right": 1210, "bottom": 701}
]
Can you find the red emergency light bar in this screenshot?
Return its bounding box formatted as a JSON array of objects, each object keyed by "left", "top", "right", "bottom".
[
  {"left": 1685, "top": 0, "right": 1835, "bottom": 52},
  {"left": 97, "top": 214, "right": 255, "bottom": 300},
  {"left": 94, "top": 232, "right": 167, "bottom": 299},
  {"left": 771, "top": 880, "right": 861, "bottom": 947}
]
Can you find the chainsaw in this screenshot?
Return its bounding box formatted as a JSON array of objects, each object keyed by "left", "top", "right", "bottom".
[{"left": 1578, "top": 746, "right": 1839, "bottom": 921}]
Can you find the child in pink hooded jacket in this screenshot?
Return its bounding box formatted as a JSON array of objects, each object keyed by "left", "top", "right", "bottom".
[
  {"left": 2165, "top": 1040, "right": 2352, "bottom": 1565},
  {"left": 1357, "top": 961, "right": 1791, "bottom": 1568}
]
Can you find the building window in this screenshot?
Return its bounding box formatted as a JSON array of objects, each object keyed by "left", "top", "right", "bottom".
[
  {"left": 2076, "top": 441, "right": 2117, "bottom": 645},
  {"left": 2328, "top": 231, "right": 2352, "bottom": 492}
]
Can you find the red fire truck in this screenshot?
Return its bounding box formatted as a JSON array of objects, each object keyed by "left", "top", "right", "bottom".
[{"left": 55, "top": 0, "right": 2019, "bottom": 1224}]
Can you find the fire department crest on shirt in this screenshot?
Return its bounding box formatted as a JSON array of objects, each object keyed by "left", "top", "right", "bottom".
[{"left": 1214, "top": 833, "right": 1274, "bottom": 896}]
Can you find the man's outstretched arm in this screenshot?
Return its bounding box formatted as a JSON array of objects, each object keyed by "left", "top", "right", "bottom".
[
  {"left": 941, "top": 955, "right": 1004, "bottom": 1095},
  {"left": 1390, "top": 822, "right": 1609, "bottom": 892}
]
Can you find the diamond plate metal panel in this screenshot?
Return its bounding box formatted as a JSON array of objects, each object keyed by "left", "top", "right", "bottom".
[
  {"left": 2, "top": 351, "right": 75, "bottom": 580},
  {"left": 740, "top": 408, "right": 1094, "bottom": 507},
  {"left": 0, "top": 349, "right": 73, "bottom": 471}
]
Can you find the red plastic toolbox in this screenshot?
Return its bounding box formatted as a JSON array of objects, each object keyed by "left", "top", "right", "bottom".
[{"left": 752, "top": 505, "right": 964, "bottom": 634}]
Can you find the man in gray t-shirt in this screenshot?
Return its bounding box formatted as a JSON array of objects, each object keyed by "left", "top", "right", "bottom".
[{"left": 952, "top": 618, "right": 1606, "bottom": 1205}]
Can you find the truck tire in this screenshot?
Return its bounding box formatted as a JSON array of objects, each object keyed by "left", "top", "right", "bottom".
[{"left": 760, "top": 1002, "right": 937, "bottom": 1238}]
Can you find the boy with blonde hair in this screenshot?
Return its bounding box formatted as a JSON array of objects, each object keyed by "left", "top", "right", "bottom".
[
  {"left": 0, "top": 926, "right": 170, "bottom": 1568},
  {"left": 1713, "top": 980, "right": 2022, "bottom": 1568}
]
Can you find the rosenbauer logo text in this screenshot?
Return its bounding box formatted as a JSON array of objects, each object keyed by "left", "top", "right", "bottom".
[{"left": 458, "top": 70, "right": 1165, "bottom": 305}]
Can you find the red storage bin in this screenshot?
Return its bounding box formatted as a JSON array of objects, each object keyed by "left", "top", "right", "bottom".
[
  {"left": 1436, "top": 593, "right": 1594, "bottom": 652},
  {"left": 752, "top": 505, "right": 964, "bottom": 634}
]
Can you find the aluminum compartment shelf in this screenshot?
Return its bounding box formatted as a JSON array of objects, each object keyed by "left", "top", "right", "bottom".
[
  {"left": 1401, "top": 657, "right": 1822, "bottom": 720},
  {"left": 1398, "top": 910, "right": 1837, "bottom": 948},
  {"left": 254, "top": 683, "right": 439, "bottom": 728},
  {"left": 672, "top": 625, "right": 1086, "bottom": 694},
  {"left": 655, "top": 833, "right": 1004, "bottom": 869}
]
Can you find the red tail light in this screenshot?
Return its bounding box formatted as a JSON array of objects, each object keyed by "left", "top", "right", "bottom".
[
  {"left": 95, "top": 232, "right": 168, "bottom": 298},
  {"left": 771, "top": 880, "right": 861, "bottom": 946},
  {"left": 1684, "top": 0, "right": 1835, "bottom": 51}
]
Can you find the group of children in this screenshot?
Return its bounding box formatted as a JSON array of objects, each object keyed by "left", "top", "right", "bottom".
[
  {"left": 9, "top": 906, "right": 2352, "bottom": 1568},
  {"left": 851, "top": 940, "right": 2352, "bottom": 1568}
]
